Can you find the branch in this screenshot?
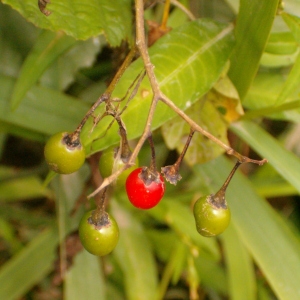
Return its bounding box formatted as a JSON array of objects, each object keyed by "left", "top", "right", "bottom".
[{"left": 87, "top": 0, "right": 267, "bottom": 199}]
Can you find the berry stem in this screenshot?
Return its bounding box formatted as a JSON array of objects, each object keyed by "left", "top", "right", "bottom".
[
  {"left": 148, "top": 133, "right": 157, "bottom": 174},
  {"left": 115, "top": 116, "right": 132, "bottom": 163},
  {"left": 91, "top": 187, "right": 108, "bottom": 225},
  {"left": 161, "top": 128, "right": 195, "bottom": 185},
  {"left": 212, "top": 160, "right": 242, "bottom": 206},
  {"left": 173, "top": 129, "right": 195, "bottom": 170},
  {"left": 71, "top": 46, "right": 138, "bottom": 140}
]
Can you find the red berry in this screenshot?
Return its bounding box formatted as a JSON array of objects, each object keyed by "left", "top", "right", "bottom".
[{"left": 125, "top": 167, "right": 165, "bottom": 209}]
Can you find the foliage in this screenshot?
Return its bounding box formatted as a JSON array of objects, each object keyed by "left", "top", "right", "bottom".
[{"left": 1, "top": 0, "right": 300, "bottom": 299}]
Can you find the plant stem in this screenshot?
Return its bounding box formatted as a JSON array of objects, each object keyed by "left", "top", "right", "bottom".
[
  {"left": 148, "top": 133, "right": 157, "bottom": 173},
  {"left": 72, "top": 46, "right": 137, "bottom": 139},
  {"left": 173, "top": 129, "right": 195, "bottom": 170},
  {"left": 216, "top": 160, "right": 242, "bottom": 197},
  {"left": 87, "top": 0, "right": 267, "bottom": 199},
  {"left": 160, "top": 0, "right": 171, "bottom": 30}
]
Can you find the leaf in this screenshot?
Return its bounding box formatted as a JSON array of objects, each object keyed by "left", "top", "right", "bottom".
[
  {"left": 0, "top": 75, "right": 89, "bottom": 136},
  {"left": 64, "top": 250, "right": 106, "bottom": 300},
  {"left": 231, "top": 120, "right": 300, "bottom": 194},
  {"left": 250, "top": 163, "right": 297, "bottom": 198},
  {"left": 222, "top": 225, "right": 256, "bottom": 300},
  {"left": 264, "top": 31, "right": 298, "bottom": 55},
  {"left": 0, "top": 204, "right": 54, "bottom": 227},
  {"left": 2, "top": 0, "right": 133, "bottom": 44},
  {"left": 161, "top": 99, "right": 228, "bottom": 165},
  {"left": 260, "top": 50, "right": 299, "bottom": 68},
  {"left": 112, "top": 201, "right": 158, "bottom": 300},
  {"left": 242, "top": 72, "right": 300, "bottom": 122},
  {"left": 10, "top": 30, "right": 76, "bottom": 110},
  {"left": 194, "top": 156, "right": 300, "bottom": 300},
  {"left": 242, "top": 100, "right": 300, "bottom": 121},
  {"left": 0, "top": 175, "right": 52, "bottom": 202},
  {"left": 81, "top": 19, "right": 235, "bottom": 155},
  {"left": 194, "top": 255, "right": 228, "bottom": 296},
  {"left": 275, "top": 52, "right": 300, "bottom": 105},
  {"left": 149, "top": 199, "right": 221, "bottom": 261},
  {"left": 282, "top": 12, "right": 300, "bottom": 44},
  {"left": 0, "top": 217, "right": 23, "bottom": 254},
  {"left": 228, "top": 0, "right": 280, "bottom": 99},
  {"left": 0, "top": 227, "right": 58, "bottom": 300},
  {"left": 212, "top": 75, "right": 244, "bottom": 122},
  {"left": 40, "top": 36, "right": 104, "bottom": 91}
]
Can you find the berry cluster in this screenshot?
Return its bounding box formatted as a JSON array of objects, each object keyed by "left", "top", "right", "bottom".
[{"left": 44, "top": 121, "right": 243, "bottom": 257}]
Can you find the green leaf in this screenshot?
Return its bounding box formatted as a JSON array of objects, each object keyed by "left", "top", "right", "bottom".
[
  {"left": 194, "top": 255, "right": 228, "bottom": 296},
  {"left": 0, "top": 217, "right": 23, "bottom": 254},
  {"left": 228, "top": 0, "right": 280, "bottom": 99},
  {"left": 265, "top": 31, "right": 298, "bottom": 55},
  {"left": 275, "top": 52, "right": 300, "bottom": 105},
  {"left": 250, "top": 163, "right": 297, "bottom": 198},
  {"left": 161, "top": 99, "right": 228, "bottom": 164},
  {"left": 260, "top": 50, "right": 299, "bottom": 68},
  {"left": 0, "top": 204, "right": 54, "bottom": 227},
  {"left": 10, "top": 30, "right": 76, "bottom": 110},
  {"left": 231, "top": 120, "right": 300, "bottom": 194},
  {"left": 242, "top": 100, "right": 300, "bottom": 121},
  {"left": 242, "top": 72, "right": 300, "bottom": 122},
  {"left": 112, "top": 201, "right": 158, "bottom": 300},
  {"left": 65, "top": 250, "right": 106, "bottom": 300},
  {"left": 81, "top": 19, "right": 235, "bottom": 155},
  {"left": 0, "top": 175, "right": 52, "bottom": 202},
  {"left": 40, "top": 36, "right": 104, "bottom": 91},
  {"left": 3, "top": 0, "right": 132, "bottom": 44},
  {"left": 0, "top": 227, "right": 58, "bottom": 300},
  {"left": 157, "top": 241, "right": 188, "bottom": 299},
  {"left": 282, "top": 12, "right": 300, "bottom": 44},
  {"left": 149, "top": 199, "right": 221, "bottom": 261},
  {"left": 222, "top": 225, "right": 256, "bottom": 300},
  {"left": 0, "top": 75, "right": 89, "bottom": 136},
  {"left": 194, "top": 156, "right": 300, "bottom": 300}
]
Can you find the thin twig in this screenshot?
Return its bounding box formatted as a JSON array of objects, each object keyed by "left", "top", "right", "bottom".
[
  {"left": 87, "top": 0, "right": 267, "bottom": 199},
  {"left": 170, "top": 0, "right": 196, "bottom": 21}
]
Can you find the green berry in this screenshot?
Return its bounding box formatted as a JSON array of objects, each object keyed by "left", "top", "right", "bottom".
[
  {"left": 99, "top": 146, "right": 138, "bottom": 188},
  {"left": 193, "top": 195, "right": 231, "bottom": 237},
  {"left": 79, "top": 210, "right": 119, "bottom": 256},
  {"left": 44, "top": 132, "right": 85, "bottom": 174}
]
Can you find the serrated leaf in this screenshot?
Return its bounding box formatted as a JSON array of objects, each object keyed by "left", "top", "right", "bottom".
[
  {"left": 162, "top": 98, "right": 228, "bottom": 165},
  {"left": 10, "top": 30, "right": 76, "bottom": 110},
  {"left": 81, "top": 19, "right": 234, "bottom": 155},
  {"left": 3, "top": 0, "right": 132, "bottom": 44}
]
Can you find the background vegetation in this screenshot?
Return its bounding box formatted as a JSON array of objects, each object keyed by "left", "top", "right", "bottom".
[{"left": 1, "top": 0, "right": 300, "bottom": 299}]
